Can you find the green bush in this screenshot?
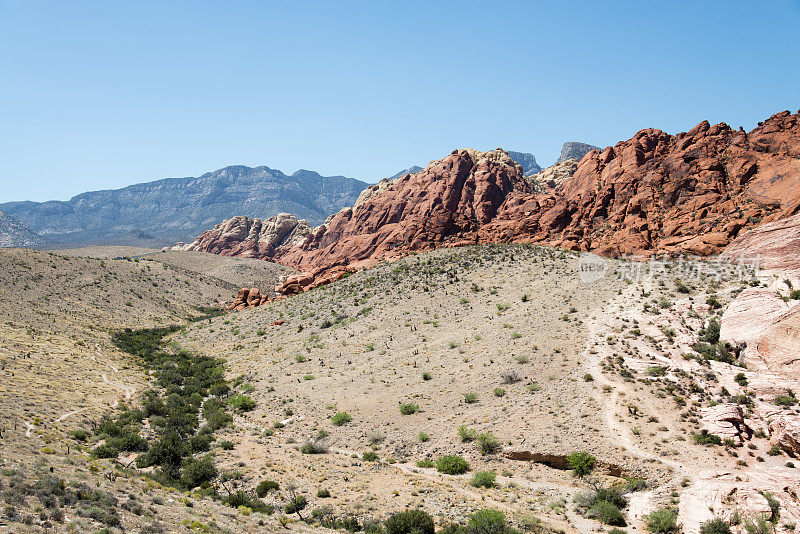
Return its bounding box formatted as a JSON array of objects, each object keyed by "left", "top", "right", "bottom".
[
  {"left": 458, "top": 425, "right": 477, "bottom": 442},
  {"left": 476, "top": 432, "right": 501, "bottom": 455},
  {"left": 644, "top": 508, "right": 678, "bottom": 533},
  {"left": 692, "top": 430, "right": 722, "bottom": 446},
  {"left": 108, "top": 431, "right": 148, "bottom": 452},
  {"left": 436, "top": 455, "right": 470, "bottom": 475},
  {"left": 255, "top": 479, "right": 279, "bottom": 497},
  {"left": 566, "top": 450, "right": 596, "bottom": 478},
  {"left": 591, "top": 500, "right": 625, "bottom": 526},
  {"left": 469, "top": 471, "right": 496, "bottom": 488},
  {"left": 464, "top": 393, "right": 478, "bottom": 404},
  {"left": 91, "top": 443, "right": 119, "bottom": 459},
  {"left": 227, "top": 394, "right": 256, "bottom": 412},
  {"left": 363, "top": 451, "right": 379, "bottom": 462},
  {"left": 399, "top": 403, "right": 419, "bottom": 415},
  {"left": 468, "top": 509, "right": 506, "bottom": 534},
  {"left": 180, "top": 456, "right": 217, "bottom": 489},
  {"left": 285, "top": 495, "right": 308, "bottom": 515},
  {"left": 317, "top": 488, "right": 331, "bottom": 498},
  {"left": 384, "top": 509, "right": 435, "bottom": 534},
  {"left": 69, "top": 429, "right": 90, "bottom": 442},
  {"left": 699, "top": 518, "right": 731, "bottom": 534},
  {"left": 595, "top": 488, "right": 627, "bottom": 508},
  {"left": 699, "top": 319, "right": 721, "bottom": 343},
  {"left": 331, "top": 412, "right": 352, "bottom": 426},
  {"left": 300, "top": 441, "right": 328, "bottom": 454}
]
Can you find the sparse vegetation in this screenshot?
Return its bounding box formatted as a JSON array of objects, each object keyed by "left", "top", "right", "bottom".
[{"left": 436, "top": 455, "right": 470, "bottom": 475}]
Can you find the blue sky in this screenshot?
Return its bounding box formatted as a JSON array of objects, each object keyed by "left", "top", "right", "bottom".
[{"left": 1, "top": 0, "right": 799, "bottom": 202}]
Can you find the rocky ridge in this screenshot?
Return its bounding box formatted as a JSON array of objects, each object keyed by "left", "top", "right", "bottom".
[
  {"left": 1, "top": 165, "right": 367, "bottom": 246},
  {"left": 555, "top": 141, "right": 600, "bottom": 164},
  {"left": 184, "top": 109, "right": 800, "bottom": 306},
  {"left": 0, "top": 209, "right": 47, "bottom": 247}
]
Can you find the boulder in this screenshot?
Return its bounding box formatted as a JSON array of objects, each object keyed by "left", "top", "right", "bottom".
[{"left": 699, "top": 403, "right": 751, "bottom": 445}]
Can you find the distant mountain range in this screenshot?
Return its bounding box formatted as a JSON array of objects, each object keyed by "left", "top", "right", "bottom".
[
  {"left": 0, "top": 166, "right": 369, "bottom": 247},
  {"left": 555, "top": 142, "right": 599, "bottom": 164},
  {"left": 0, "top": 209, "right": 47, "bottom": 247},
  {"left": 0, "top": 146, "right": 584, "bottom": 248}
]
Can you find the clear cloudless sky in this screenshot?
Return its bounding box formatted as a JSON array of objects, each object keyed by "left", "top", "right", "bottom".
[{"left": 1, "top": 0, "right": 799, "bottom": 202}]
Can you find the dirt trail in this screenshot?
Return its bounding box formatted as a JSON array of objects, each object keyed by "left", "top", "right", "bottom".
[
  {"left": 580, "top": 282, "right": 688, "bottom": 531},
  {"left": 22, "top": 346, "right": 137, "bottom": 437}
]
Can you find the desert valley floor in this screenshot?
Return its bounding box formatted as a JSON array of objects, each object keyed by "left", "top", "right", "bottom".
[{"left": 0, "top": 244, "right": 797, "bottom": 533}]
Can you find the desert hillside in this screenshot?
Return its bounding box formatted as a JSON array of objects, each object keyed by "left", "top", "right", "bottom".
[{"left": 171, "top": 243, "right": 799, "bottom": 533}]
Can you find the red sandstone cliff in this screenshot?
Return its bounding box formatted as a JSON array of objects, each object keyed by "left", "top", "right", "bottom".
[{"left": 182, "top": 109, "right": 800, "bottom": 303}]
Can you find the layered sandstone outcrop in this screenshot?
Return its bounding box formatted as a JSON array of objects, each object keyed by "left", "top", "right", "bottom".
[
  {"left": 528, "top": 159, "right": 579, "bottom": 191},
  {"left": 176, "top": 213, "right": 312, "bottom": 259},
  {"left": 185, "top": 109, "right": 800, "bottom": 303}
]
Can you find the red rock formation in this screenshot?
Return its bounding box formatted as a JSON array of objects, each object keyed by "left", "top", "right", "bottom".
[
  {"left": 187, "top": 109, "right": 800, "bottom": 302},
  {"left": 178, "top": 213, "right": 312, "bottom": 259}
]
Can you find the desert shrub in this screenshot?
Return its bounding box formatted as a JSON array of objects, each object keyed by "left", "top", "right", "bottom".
[
  {"left": 300, "top": 440, "right": 328, "bottom": 454},
  {"left": 566, "top": 451, "right": 596, "bottom": 478},
  {"left": 464, "top": 393, "right": 478, "bottom": 404},
  {"left": 317, "top": 488, "right": 331, "bottom": 498},
  {"left": 285, "top": 495, "right": 308, "bottom": 516},
  {"left": 108, "top": 430, "right": 148, "bottom": 452},
  {"left": 227, "top": 394, "right": 256, "bottom": 412},
  {"left": 416, "top": 459, "right": 435, "bottom": 468},
  {"left": 256, "top": 480, "right": 279, "bottom": 497},
  {"left": 422, "top": 372, "right": 432, "bottom": 381},
  {"left": 647, "top": 366, "right": 667, "bottom": 377},
  {"left": 734, "top": 373, "right": 748, "bottom": 386},
  {"left": 384, "top": 509, "right": 435, "bottom": 534},
  {"left": 700, "top": 518, "right": 732, "bottom": 534},
  {"left": 189, "top": 431, "right": 214, "bottom": 453},
  {"left": 621, "top": 476, "right": 647, "bottom": 492},
  {"left": 223, "top": 491, "right": 270, "bottom": 513},
  {"left": 494, "top": 388, "right": 506, "bottom": 397},
  {"left": 742, "top": 515, "right": 776, "bottom": 534},
  {"left": 644, "top": 508, "right": 678, "bottom": 533},
  {"left": 458, "top": 425, "right": 477, "bottom": 442},
  {"left": 69, "top": 429, "right": 90, "bottom": 442},
  {"left": 470, "top": 471, "right": 496, "bottom": 488},
  {"left": 476, "top": 432, "right": 501, "bottom": 454},
  {"left": 91, "top": 443, "right": 119, "bottom": 459},
  {"left": 363, "top": 451, "right": 379, "bottom": 462},
  {"left": 418, "top": 432, "right": 430, "bottom": 442},
  {"left": 774, "top": 393, "right": 796, "bottom": 407},
  {"left": 501, "top": 370, "right": 521, "bottom": 384},
  {"left": 590, "top": 500, "right": 626, "bottom": 526},
  {"left": 436, "top": 455, "right": 470, "bottom": 475},
  {"left": 595, "top": 488, "right": 627, "bottom": 508},
  {"left": 468, "top": 509, "right": 507, "bottom": 534},
  {"left": 692, "top": 430, "right": 722, "bottom": 446},
  {"left": 331, "top": 412, "right": 352, "bottom": 426},
  {"left": 180, "top": 456, "right": 217, "bottom": 489},
  {"left": 700, "top": 319, "right": 721, "bottom": 343},
  {"left": 399, "top": 403, "right": 419, "bottom": 415},
  {"left": 218, "top": 440, "right": 234, "bottom": 450},
  {"left": 205, "top": 409, "right": 232, "bottom": 431}
]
